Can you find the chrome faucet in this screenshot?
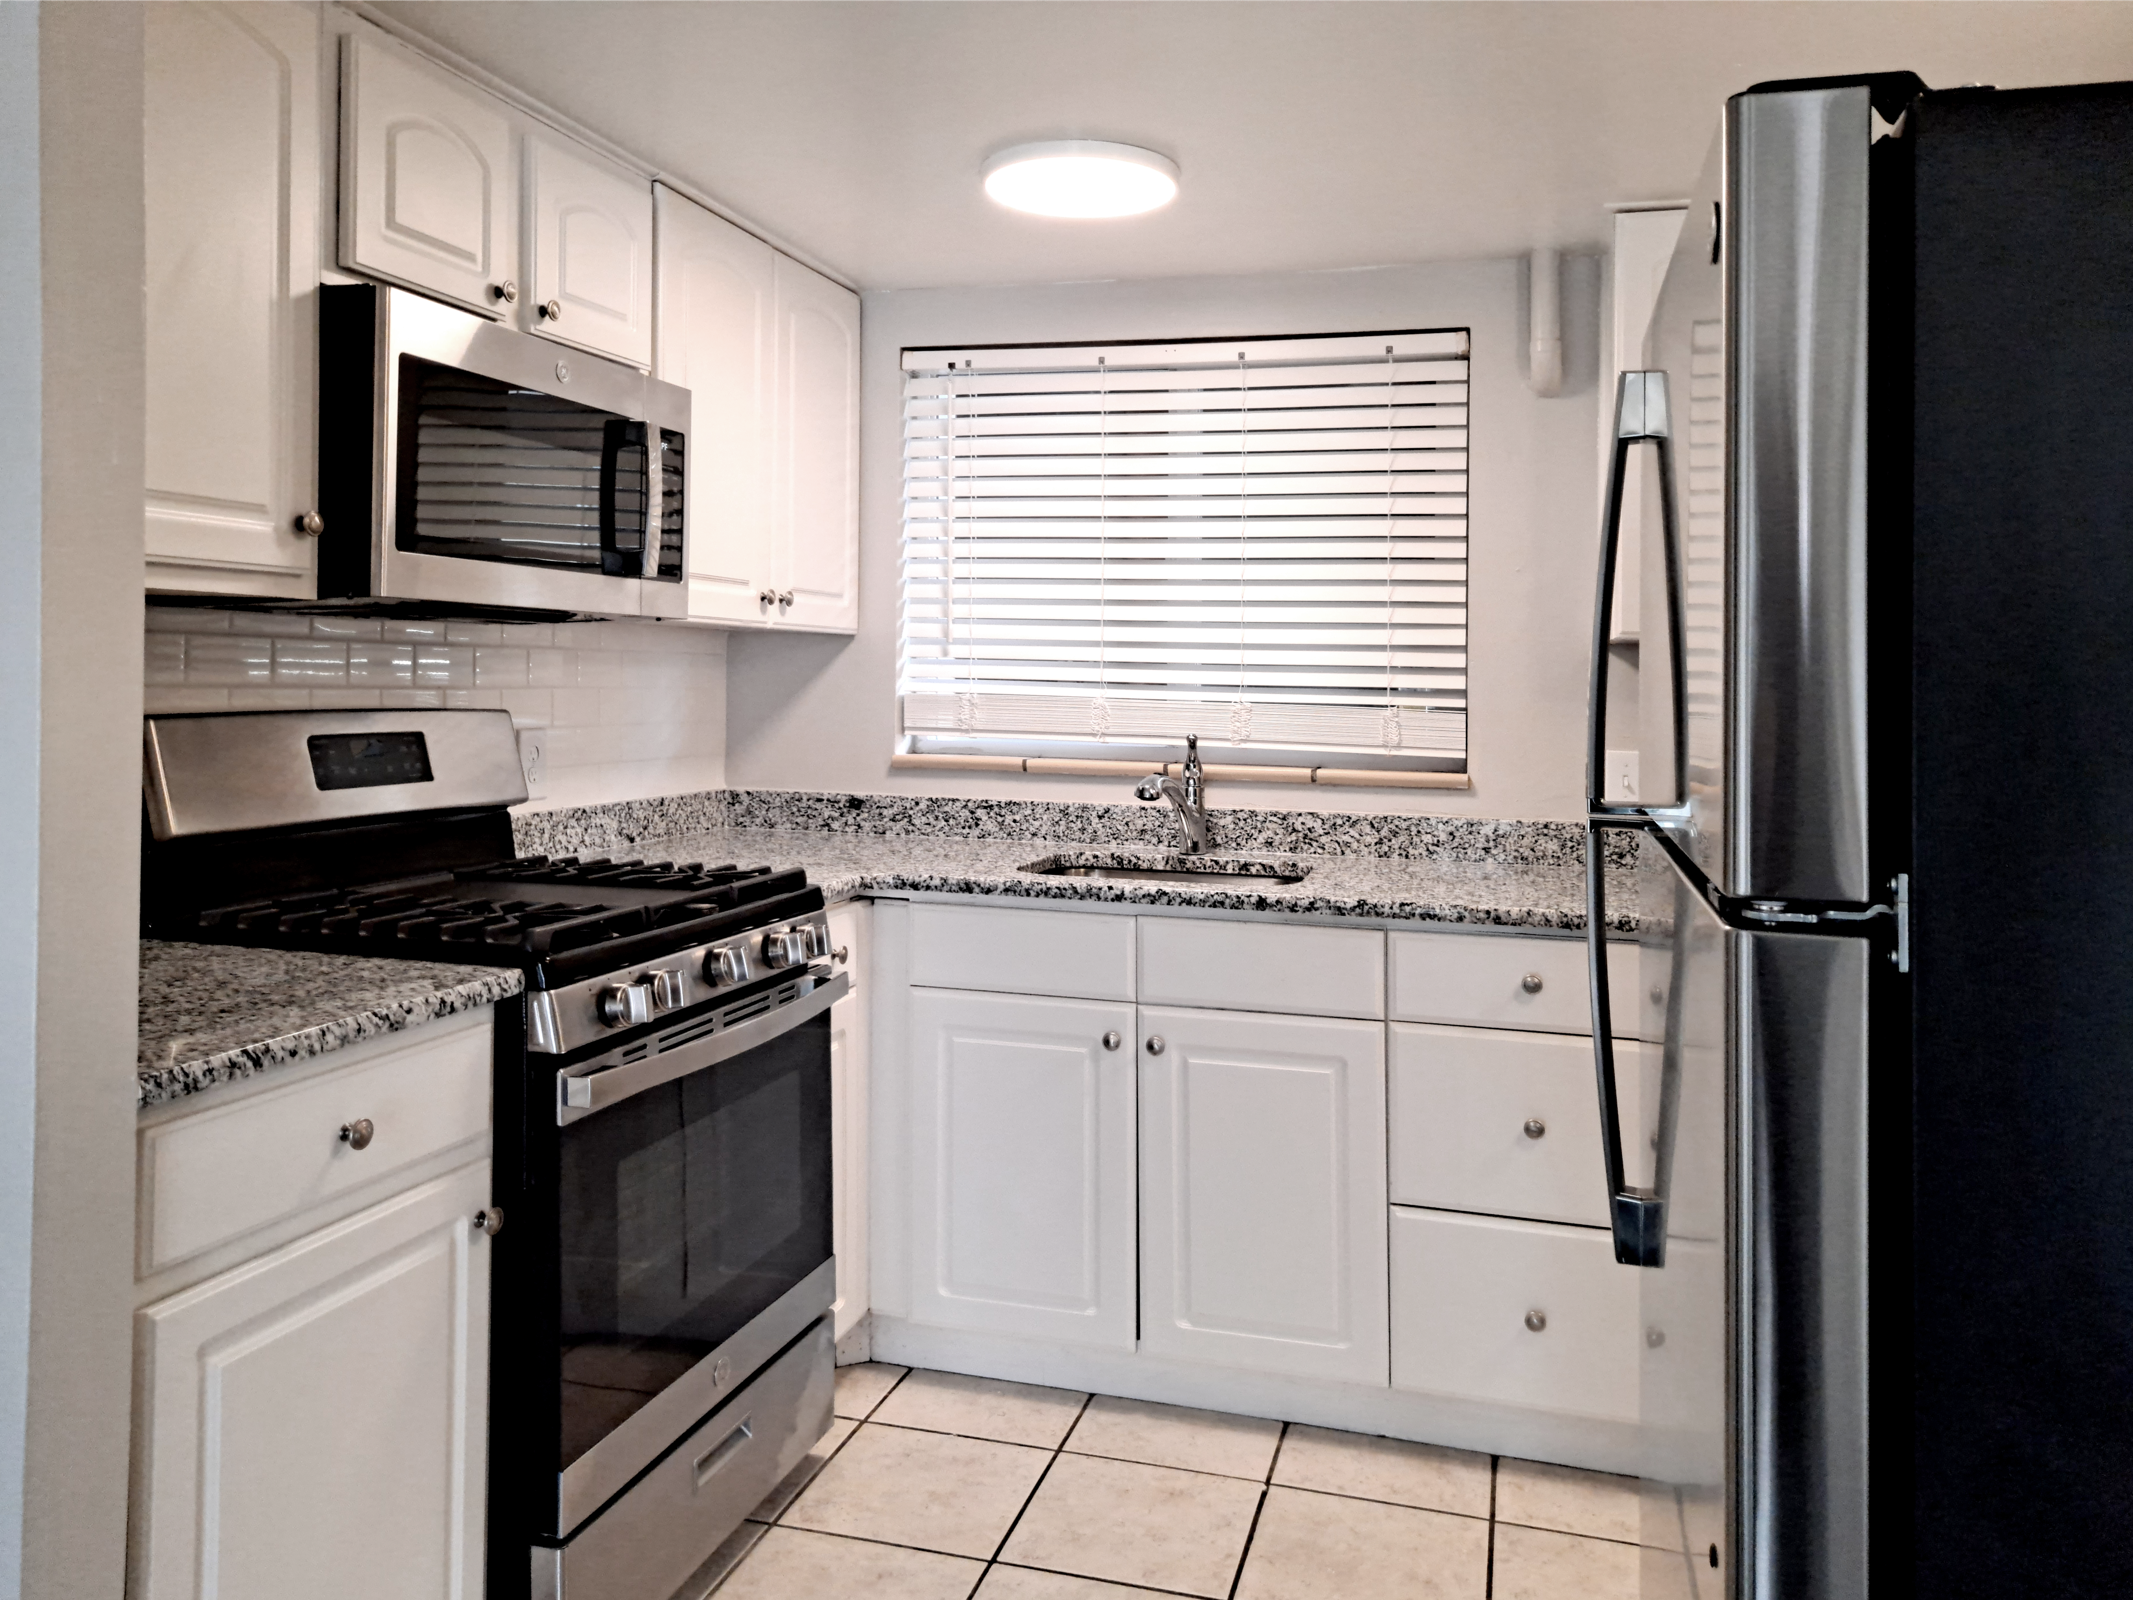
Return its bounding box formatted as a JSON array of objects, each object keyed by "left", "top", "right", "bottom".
[{"left": 1136, "top": 734, "right": 1212, "bottom": 854}]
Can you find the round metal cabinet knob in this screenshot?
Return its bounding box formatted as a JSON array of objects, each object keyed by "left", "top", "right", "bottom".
[
  {"left": 294, "top": 509, "right": 325, "bottom": 537},
  {"left": 539, "top": 299, "right": 562, "bottom": 321},
  {"left": 473, "top": 1207, "right": 504, "bottom": 1237},
  {"left": 1145, "top": 1035, "right": 1166, "bottom": 1056},
  {"left": 831, "top": 946, "right": 850, "bottom": 965},
  {"left": 1102, "top": 1030, "right": 1122, "bottom": 1051},
  {"left": 1647, "top": 1326, "right": 1667, "bottom": 1349},
  {"left": 1523, "top": 1118, "right": 1546, "bottom": 1140},
  {"left": 1521, "top": 972, "right": 1544, "bottom": 995},
  {"left": 1524, "top": 1309, "right": 1548, "bottom": 1333},
  {"left": 758, "top": 589, "right": 778, "bottom": 608},
  {"left": 778, "top": 591, "right": 795, "bottom": 608},
  {"left": 339, "top": 1118, "right": 374, "bottom": 1151},
  {"left": 492, "top": 279, "right": 518, "bottom": 304}
]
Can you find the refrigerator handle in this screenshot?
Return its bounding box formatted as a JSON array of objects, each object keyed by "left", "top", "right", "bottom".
[
  {"left": 1586, "top": 821, "right": 1667, "bottom": 1267},
  {"left": 1584, "top": 371, "right": 1675, "bottom": 1270},
  {"left": 1585, "top": 371, "right": 1685, "bottom": 816}
]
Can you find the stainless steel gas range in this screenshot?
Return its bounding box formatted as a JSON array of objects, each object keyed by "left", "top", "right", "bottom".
[{"left": 140, "top": 708, "right": 839, "bottom": 1600}]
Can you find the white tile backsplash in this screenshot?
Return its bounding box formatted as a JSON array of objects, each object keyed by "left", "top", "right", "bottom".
[{"left": 143, "top": 610, "right": 728, "bottom": 811}]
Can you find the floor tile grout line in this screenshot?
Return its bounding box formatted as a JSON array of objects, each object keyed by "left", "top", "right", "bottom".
[
  {"left": 1485, "top": 1454, "right": 1499, "bottom": 1600},
  {"left": 1225, "top": 1481, "right": 1272, "bottom": 1600},
  {"left": 982, "top": 1388, "right": 1097, "bottom": 1571},
  {"left": 991, "top": 1558, "right": 1219, "bottom": 1599}
]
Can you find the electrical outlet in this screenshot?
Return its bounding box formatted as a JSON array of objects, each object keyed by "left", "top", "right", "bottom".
[
  {"left": 1605, "top": 748, "right": 1639, "bottom": 803},
  {"left": 515, "top": 722, "right": 548, "bottom": 802}
]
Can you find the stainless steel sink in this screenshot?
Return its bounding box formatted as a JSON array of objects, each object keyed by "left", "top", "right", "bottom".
[{"left": 1020, "top": 854, "right": 1310, "bottom": 886}]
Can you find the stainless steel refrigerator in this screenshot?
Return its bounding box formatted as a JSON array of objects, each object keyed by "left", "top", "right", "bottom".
[{"left": 1582, "top": 72, "right": 2133, "bottom": 1600}]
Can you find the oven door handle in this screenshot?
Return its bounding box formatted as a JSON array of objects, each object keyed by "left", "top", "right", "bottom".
[{"left": 556, "top": 970, "right": 849, "bottom": 1125}]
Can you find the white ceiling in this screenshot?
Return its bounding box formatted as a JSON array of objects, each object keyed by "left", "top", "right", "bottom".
[{"left": 373, "top": 1, "right": 2133, "bottom": 291}]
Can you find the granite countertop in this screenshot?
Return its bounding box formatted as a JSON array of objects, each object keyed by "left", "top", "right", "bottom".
[
  {"left": 615, "top": 826, "right": 1613, "bottom": 933},
  {"left": 138, "top": 942, "right": 522, "bottom": 1109}
]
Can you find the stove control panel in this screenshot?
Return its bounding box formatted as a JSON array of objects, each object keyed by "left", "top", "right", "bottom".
[{"left": 530, "top": 907, "right": 834, "bottom": 1053}]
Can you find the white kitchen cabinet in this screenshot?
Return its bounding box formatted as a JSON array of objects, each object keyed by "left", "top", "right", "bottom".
[
  {"left": 339, "top": 32, "right": 518, "bottom": 319},
  {"left": 908, "top": 901, "right": 1136, "bottom": 1002},
  {"left": 905, "top": 987, "right": 1138, "bottom": 1347},
  {"left": 656, "top": 189, "right": 779, "bottom": 624},
  {"left": 771, "top": 254, "right": 861, "bottom": 632},
  {"left": 143, "top": 0, "right": 321, "bottom": 599},
  {"left": 132, "top": 1161, "right": 492, "bottom": 1600},
  {"left": 827, "top": 901, "right": 871, "bottom": 1347},
  {"left": 527, "top": 130, "right": 653, "bottom": 368},
  {"left": 1138, "top": 916, "right": 1384, "bottom": 1019},
  {"left": 1138, "top": 1005, "right": 1388, "bottom": 1384},
  {"left": 1389, "top": 1206, "right": 1638, "bottom": 1423}
]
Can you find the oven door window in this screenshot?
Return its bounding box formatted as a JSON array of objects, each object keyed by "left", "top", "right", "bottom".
[
  {"left": 554, "top": 1015, "right": 830, "bottom": 1472},
  {"left": 395, "top": 355, "right": 649, "bottom": 575}
]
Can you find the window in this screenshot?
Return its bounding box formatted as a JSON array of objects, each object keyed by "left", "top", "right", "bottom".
[{"left": 898, "top": 328, "right": 1471, "bottom": 775}]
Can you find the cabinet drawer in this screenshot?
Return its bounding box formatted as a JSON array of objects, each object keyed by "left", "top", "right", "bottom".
[
  {"left": 1389, "top": 1207, "right": 1637, "bottom": 1421},
  {"left": 1139, "top": 917, "right": 1384, "bottom": 1018},
  {"left": 140, "top": 1013, "right": 492, "bottom": 1274},
  {"left": 1388, "top": 1024, "right": 1652, "bottom": 1226},
  {"left": 1389, "top": 931, "right": 1654, "bottom": 1035},
  {"left": 908, "top": 903, "right": 1134, "bottom": 1001}
]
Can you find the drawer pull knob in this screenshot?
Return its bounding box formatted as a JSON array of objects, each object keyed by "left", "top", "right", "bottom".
[
  {"left": 832, "top": 945, "right": 850, "bottom": 964},
  {"left": 1523, "top": 1118, "right": 1546, "bottom": 1140},
  {"left": 538, "top": 298, "right": 562, "bottom": 321},
  {"left": 1145, "top": 1035, "right": 1166, "bottom": 1056},
  {"left": 1524, "top": 1309, "right": 1548, "bottom": 1333},
  {"left": 339, "top": 1118, "right": 374, "bottom": 1151},
  {"left": 1521, "top": 972, "right": 1544, "bottom": 994},
  {"left": 1647, "top": 1326, "right": 1666, "bottom": 1348},
  {"left": 1103, "top": 1030, "right": 1122, "bottom": 1051},
  {"left": 473, "top": 1207, "right": 505, "bottom": 1237}
]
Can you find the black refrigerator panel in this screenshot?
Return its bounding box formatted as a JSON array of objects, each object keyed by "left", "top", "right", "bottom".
[{"left": 1909, "top": 81, "right": 2133, "bottom": 1596}]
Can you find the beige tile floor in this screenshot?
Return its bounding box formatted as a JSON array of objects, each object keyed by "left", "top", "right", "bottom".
[{"left": 696, "top": 1364, "right": 1664, "bottom": 1600}]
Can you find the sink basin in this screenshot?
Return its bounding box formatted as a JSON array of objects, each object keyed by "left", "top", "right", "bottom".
[{"left": 1020, "top": 853, "right": 1311, "bottom": 887}]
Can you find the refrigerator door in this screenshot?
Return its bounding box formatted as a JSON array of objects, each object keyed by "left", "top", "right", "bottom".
[
  {"left": 1640, "top": 86, "right": 1875, "bottom": 904},
  {"left": 1590, "top": 843, "right": 1873, "bottom": 1600}
]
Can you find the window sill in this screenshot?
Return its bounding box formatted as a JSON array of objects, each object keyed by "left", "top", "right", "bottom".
[{"left": 889, "top": 752, "right": 1471, "bottom": 791}]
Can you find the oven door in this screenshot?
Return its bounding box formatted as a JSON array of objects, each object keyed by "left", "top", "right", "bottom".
[
  {"left": 322, "top": 285, "right": 687, "bottom": 617},
  {"left": 540, "top": 973, "right": 841, "bottom": 1538}
]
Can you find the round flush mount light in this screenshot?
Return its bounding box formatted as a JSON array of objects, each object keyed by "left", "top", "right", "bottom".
[{"left": 982, "top": 140, "right": 1179, "bottom": 219}]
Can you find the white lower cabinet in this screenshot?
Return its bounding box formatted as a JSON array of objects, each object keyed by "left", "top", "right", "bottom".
[
  {"left": 1138, "top": 1005, "right": 1387, "bottom": 1384},
  {"left": 1388, "top": 1206, "right": 1638, "bottom": 1422},
  {"left": 906, "top": 988, "right": 1138, "bottom": 1347},
  {"left": 132, "top": 1160, "right": 492, "bottom": 1600}
]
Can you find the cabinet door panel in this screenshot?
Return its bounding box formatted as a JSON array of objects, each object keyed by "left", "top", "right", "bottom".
[
  {"left": 340, "top": 34, "right": 515, "bottom": 316},
  {"left": 907, "top": 989, "right": 1136, "bottom": 1345},
  {"left": 133, "top": 1163, "right": 491, "bottom": 1600},
  {"left": 1139, "top": 1006, "right": 1387, "bottom": 1383},
  {"left": 655, "top": 189, "right": 777, "bottom": 624},
  {"left": 772, "top": 254, "right": 859, "bottom": 632},
  {"left": 529, "top": 133, "right": 652, "bottom": 367},
  {"left": 144, "top": 0, "right": 318, "bottom": 597}
]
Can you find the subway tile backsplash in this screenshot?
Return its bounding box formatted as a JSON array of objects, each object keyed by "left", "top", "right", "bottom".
[{"left": 143, "top": 609, "right": 727, "bottom": 810}]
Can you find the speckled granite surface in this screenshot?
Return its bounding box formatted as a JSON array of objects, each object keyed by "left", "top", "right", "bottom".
[
  {"left": 603, "top": 827, "right": 1623, "bottom": 934},
  {"left": 138, "top": 942, "right": 522, "bottom": 1108},
  {"left": 515, "top": 787, "right": 1625, "bottom": 869}
]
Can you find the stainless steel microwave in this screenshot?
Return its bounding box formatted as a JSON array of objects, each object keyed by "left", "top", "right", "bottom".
[{"left": 318, "top": 284, "right": 688, "bottom": 618}]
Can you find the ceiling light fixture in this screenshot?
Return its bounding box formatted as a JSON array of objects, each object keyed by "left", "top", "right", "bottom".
[{"left": 982, "top": 140, "right": 1179, "bottom": 219}]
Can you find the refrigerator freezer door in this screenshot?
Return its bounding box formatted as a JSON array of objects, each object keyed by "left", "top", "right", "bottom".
[
  {"left": 1591, "top": 842, "right": 1872, "bottom": 1600},
  {"left": 1641, "top": 86, "right": 1875, "bottom": 904}
]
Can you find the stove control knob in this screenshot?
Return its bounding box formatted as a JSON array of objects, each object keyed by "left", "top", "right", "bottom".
[
  {"left": 597, "top": 981, "right": 654, "bottom": 1029},
  {"left": 704, "top": 945, "right": 750, "bottom": 987},
  {"left": 761, "top": 928, "right": 808, "bottom": 970},
  {"left": 647, "top": 969, "right": 689, "bottom": 1012}
]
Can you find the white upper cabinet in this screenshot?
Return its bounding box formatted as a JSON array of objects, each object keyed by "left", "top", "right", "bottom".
[
  {"left": 772, "top": 255, "right": 861, "bottom": 632},
  {"left": 656, "top": 188, "right": 778, "bottom": 623},
  {"left": 1138, "top": 1005, "right": 1389, "bottom": 1385},
  {"left": 143, "top": 0, "right": 321, "bottom": 598},
  {"left": 340, "top": 35, "right": 518, "bottom": 318},
  {"left": 527, "top": 132, "right": 653, "bottom": 368}
]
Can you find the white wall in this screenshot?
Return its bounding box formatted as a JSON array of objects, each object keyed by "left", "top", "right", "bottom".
[
  {"left": 727, "top": 255, "right": 1603, "bottom": 821},
  {"left": 143, "top": 611, "right": 727, "bottom": 811},
  {"left": 0, "top": 6, "right": 143, "bottom": 1594}
]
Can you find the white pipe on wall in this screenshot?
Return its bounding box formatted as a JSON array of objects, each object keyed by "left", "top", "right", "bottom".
[{"left": 1527, "top": 247, "right": 1563, "bottom": 397}]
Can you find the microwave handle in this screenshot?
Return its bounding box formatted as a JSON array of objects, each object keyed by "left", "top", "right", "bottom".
[{"left": 598, "top": 419, "right": 650, "bottom": 577}]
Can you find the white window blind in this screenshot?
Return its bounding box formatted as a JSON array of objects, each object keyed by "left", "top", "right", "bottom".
[{"left": 898, "top": 328, "right": 1472, "bottom": 769}]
